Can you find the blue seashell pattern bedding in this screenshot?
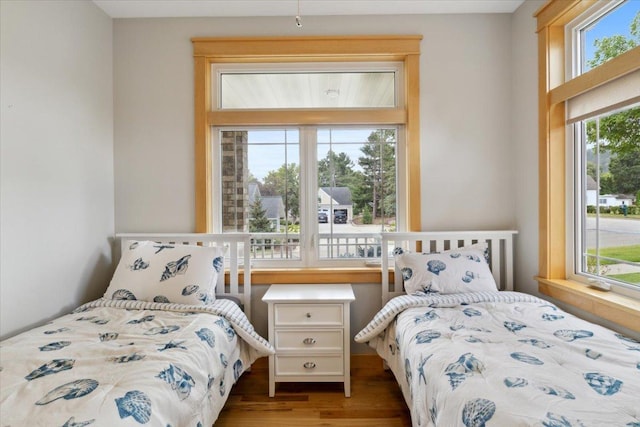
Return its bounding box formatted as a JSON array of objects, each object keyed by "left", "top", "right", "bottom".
[
  {"left": 355, "top": 292, "right": 640, "bottom": 427},
  {"left": 0, "top": 298, "right": 273, "bottom": 426}
]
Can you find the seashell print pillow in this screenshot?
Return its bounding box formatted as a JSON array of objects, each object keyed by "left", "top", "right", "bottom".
[
  {"left": 393, "top": 243, "right": 498, "bottom": 295},
  {"left": 104, "top": 241, "right": 227, "bottom": 305}
]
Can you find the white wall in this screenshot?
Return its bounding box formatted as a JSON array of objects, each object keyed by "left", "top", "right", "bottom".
[
  {"left": 0, "top": 0, "right": 114, "bottom": 339},
  {"left": 511, "top": 0, "right": 544, "bottom": 298},
  {"left": 420, "top": 16, "right": 515, "bottom": 230}
]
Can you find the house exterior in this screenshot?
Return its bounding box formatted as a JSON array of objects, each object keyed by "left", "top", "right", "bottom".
[
  {"left": 586, "top": 176, "right": 634, "bottom": 208},
  {"left": 597, "top": 195, "right": 634, "bottom": 208},
  {"left": 586, "top": 175, "right": 598, "bottom": 206},
  {"left": 318, "top": 187, "right": 353, "bottom": 222}
]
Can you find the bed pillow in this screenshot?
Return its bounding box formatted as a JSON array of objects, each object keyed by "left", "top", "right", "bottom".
[
  {"left": 104, "top": 240, "right": 226, "bottom": 305},
  {"left": 394, "top": 243, "right": 498, "bottom": 295}
]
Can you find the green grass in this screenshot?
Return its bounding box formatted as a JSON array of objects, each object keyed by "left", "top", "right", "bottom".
[
  {"left": 587, "top": 245, "right": 640, "bottom": 264},
  {"left": 607, "top": 272, "right": 640, "bottom": 285}
]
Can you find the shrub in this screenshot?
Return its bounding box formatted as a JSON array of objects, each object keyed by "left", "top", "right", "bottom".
[
  {"left": 362, "top": 206, "right": 373, "bottom": 224},
  {"left": 287, "top": 223, "right": 300, "bottom": 233}
]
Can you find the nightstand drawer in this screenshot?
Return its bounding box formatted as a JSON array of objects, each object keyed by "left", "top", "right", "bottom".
[
  {"left": 274, "top": 329, "right": 343, "bottom": 351},
  {"left": 275, "top": 355, "right": 343, "bottom": 376},
  {"left": 274, "top": 304, "right": 343, "bottom": 326}
]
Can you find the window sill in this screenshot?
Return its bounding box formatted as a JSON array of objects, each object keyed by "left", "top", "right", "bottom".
[
  {"left": 537, "top": 277, "right": 640, "bottom": 332},
  {"left": 233, "top": 267, "right": 391, "bottom": 285}
]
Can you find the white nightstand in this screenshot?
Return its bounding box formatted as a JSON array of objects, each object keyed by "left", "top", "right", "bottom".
[{"left": 262, "top": 284, "right": 355, "bottom": 397}]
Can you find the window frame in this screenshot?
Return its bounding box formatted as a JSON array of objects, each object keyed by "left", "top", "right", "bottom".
[
  {"left": 565, "top": 0, "right": 626, "bottom": 79},
  {"left": 192, "top": 36, "right": 422, "bottom": 282},
  {"left": 213, "top": 61, "right": 403, "bottom": 110},
  {"left": 565, "top": 1, "right": 640, "bottom": 294},
  {"left": 535, "top": 0, "right": 640, "bottom": 331},
  {"left": 568, "top": 106, "right": 639, "bottom": 297},
  {"left": 311, "top": 124, "right": 405, "bottom": 266},
  {"left": 210, "top": 124, "right": 403, "bottom": 268}
]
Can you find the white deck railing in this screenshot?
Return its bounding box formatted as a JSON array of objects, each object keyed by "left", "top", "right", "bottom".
[{"left": 249, "top": 232, "right": 383, "bottom": 260}]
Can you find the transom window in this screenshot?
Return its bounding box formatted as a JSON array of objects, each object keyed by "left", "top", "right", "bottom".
[
  {"left": 570, "top": 0, "right": 640, "bottom": 77},
  {"left": 217, "top": 63, "right": 399, "bottom": 109}
]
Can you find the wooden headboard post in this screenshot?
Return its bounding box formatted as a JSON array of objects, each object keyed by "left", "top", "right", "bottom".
[
  {"left": 116, "top": 233, "right": 252, "bottom": 319},
  {"left": 381, "top": 231, "right": 518, "bottom": 304}
]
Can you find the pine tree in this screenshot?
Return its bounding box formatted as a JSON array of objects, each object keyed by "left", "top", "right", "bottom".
[
  {"left": 249, "top": 197, "right": 272, "bottom": 232},
  {"left": 358, "top": 130, "right": 396, "bottom": 219}
]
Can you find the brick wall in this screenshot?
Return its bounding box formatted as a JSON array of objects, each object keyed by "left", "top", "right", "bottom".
[{"left": 221, "top": 131, "right": 248, "bottom": 231}]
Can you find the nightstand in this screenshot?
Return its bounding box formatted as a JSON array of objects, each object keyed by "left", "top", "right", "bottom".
[{"left": 262, "top": 284, "right": 355, "bottom": 397}]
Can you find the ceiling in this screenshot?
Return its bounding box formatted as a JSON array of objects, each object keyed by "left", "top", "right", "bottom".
[{"left": 92, "top": 0, "right": 525, "bottom": 19}]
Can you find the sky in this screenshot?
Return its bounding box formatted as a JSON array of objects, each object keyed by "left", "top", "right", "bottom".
[
  {"left": 583, "top": 0, "right": 639, "bottom": 71},
  {"left": 243, "top": 128, "right": 390, "bottom": 181}
]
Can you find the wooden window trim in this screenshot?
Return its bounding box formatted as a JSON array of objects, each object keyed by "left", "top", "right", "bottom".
[
  {"left": 537, "top": 278, "right": 640, "bottom": 331},
  {"left": 207, "top": 109, "right": 407, "bottom": 126},
  {"left": 192, "top": 36, "right": 422, "bottom": 280},
  {"left": 229, "top": 268, "right": 395, "bottom": 285},
  {"left": 535, "top": 0, "right": 640, "bottom": 332},
  {"left": 192, "top": 35, "right": 422, "bottom": 238}
]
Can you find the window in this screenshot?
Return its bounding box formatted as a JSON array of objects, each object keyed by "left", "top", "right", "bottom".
[
  {"left": 567, "top": 2, "right": 640, "bottom": 292},
  {"left": 218, "top": 67, "right": 397, "bottom": 109},
  {"left": 536, "top": 0, "right": 640, "bottom": 330},
  {"left": 571, "top": 0, "right": 639, "bottom": 76},
  {"left": 192, "top": 36, "right": 422, "bottom": 277},
  {"left": 573, "top": 104, "right": 640, "bottom": 290},
  {"left": 212, "top": 124, "right": 400, "bottom": 267},
  {"left": 316, "top": 127, "right": 399, "bottom": 262}
]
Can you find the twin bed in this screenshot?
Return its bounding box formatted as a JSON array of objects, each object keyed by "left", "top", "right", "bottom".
[
  {"left": 355, "top": 231, "right": 640, "bottom": 427},
  {"left": 0, "top": 233, "right": 274, "bottom": 426},
  {"left": 2, "top": 231, "right": 639, "bottom": 426}
]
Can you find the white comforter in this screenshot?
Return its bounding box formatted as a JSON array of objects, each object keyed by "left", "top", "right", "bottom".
[
  {"left": 355, "top": 292, "right": 640, "bottom": 427},
  {"left": 1, "top": 298, "right": 274, "bottom": 427}
]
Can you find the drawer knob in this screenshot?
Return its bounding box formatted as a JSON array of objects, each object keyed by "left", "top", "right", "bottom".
[
  {"left": 303, "top": 362, "right": 316, "bottom": 369},
  {"left": 306, "top": 312, "right": 312, "bottom": 318},
  {"left": 303, "top": 338, "right": 316, "bottom": 345}
]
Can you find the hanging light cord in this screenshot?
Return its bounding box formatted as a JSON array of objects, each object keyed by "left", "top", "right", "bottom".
[{"left": 296, "top": 0, "right": 302, "bottom": 28}]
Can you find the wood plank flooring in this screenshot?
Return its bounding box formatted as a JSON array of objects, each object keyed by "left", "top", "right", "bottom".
[{"left": 215, "top": 355, "right": 412, "bottom": 426}]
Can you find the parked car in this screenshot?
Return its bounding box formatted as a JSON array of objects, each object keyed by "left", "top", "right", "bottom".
[
  {"left": 318, "top": 211, "right": 328, "bottom": 223},
  {"left": 334, "top": 212, "right": 347, "bottom": 224}
]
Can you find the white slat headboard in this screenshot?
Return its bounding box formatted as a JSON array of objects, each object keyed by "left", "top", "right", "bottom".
[
  {"left": 116, "top": 233, "right": 252, "bottom": 319},
  {"left": 381, "top": 231, "right": 518, "bottom": 304}
]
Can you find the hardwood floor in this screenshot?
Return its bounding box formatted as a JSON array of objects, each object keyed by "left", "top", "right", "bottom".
[{"left": 215, "top": 355, "right": 412, "bottom": 426}]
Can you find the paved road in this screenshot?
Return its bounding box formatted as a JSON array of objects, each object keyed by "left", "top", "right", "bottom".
[
  {"left": 319, "top": 216, "right": 640, "bottom": 248},
  {"left": 585, "top": 216, "right": 640, "bottom": 248}
]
